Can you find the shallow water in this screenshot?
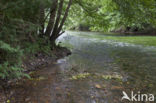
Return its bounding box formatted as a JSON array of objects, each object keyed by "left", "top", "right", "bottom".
[
  {"left": 5, "top": 31, "right": 156, "bottom": 103},
  {"left": 57, "top": 31, "right": 156, "bottom": 103}
]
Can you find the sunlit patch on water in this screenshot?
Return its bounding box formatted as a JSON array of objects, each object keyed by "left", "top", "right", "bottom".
[
  {"left": 57, "top": 58, "right": 66, "bottom": 64},
  {"left": 69, "top": 72, "right": 123, "bottom": 81}
]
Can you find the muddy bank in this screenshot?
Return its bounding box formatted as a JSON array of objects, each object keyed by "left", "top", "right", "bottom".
[
  {"left": 22, "top": 46, "right": 71, "bottom": 72},
  {"left": 0, "top": 46, "right": 71, "bottom": 103}
]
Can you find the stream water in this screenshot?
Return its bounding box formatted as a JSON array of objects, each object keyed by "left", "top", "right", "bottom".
[{"left": 5, "top": 31, "right": 156, "bottom": 103}]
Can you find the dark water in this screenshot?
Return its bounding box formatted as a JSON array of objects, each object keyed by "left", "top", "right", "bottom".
[{"left": 3, "top": 31, "right": 156, "bottom": 103}]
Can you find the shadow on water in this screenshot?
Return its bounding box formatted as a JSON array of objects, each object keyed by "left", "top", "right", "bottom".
[{"left": 4, "top": 31, "right": 156, "bottom": 103}]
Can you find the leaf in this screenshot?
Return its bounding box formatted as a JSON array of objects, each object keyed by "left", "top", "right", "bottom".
[
  {"left": 111, "top": 86, "right": 123, "bottom": 90},
  {"left": 95, "top": 84, "right": 102, "bottom": 89},
  {"left": 7, "top": 100, "right": 10, "bottom": 103}
]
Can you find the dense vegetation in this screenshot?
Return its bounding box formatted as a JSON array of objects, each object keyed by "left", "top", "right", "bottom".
[
  {"left": 0, "top": 0, "right": 156, "bottom": 81},
  {"left": 66, "top": 0, "right": 156, "bottom": 32},
  {"left": 0, "top": 0, "right": 72, "bottom": 81}
]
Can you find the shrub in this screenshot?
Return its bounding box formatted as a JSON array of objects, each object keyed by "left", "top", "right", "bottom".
[
  {"left": 24, "top": 37, "right": 52, "bottom": 55},
  {"left": 0, "top": 41, "right": 28, "bottom": 80},
  {"left": 0, "top": 62, "right": 24, "bottom": 79}
]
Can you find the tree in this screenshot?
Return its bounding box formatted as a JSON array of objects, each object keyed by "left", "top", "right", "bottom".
[
  {"left": 65, "top": 0, "right": 156, "bottom": 32},
  {"left": 44, "top": 0, "right": 73, "bottom": 47},
  {"left": 0, "top": 0, "right": 73, "bottom": 80},
  {"left": 45, "top": 0, "right": 58, "bottom": 37}
]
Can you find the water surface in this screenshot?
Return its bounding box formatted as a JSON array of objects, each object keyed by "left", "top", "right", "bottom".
[{"left": 7, "top": 31, "right": 156, "bottom": 103}]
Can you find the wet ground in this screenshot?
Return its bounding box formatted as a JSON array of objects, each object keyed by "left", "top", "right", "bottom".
[{"left": 2, "top": 31, "right": 156, "bottom": 103}]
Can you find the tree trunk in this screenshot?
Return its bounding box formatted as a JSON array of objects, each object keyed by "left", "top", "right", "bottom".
[
  {"left": 56, "top": 0, "right": 72, "bottom": 35},
  {"left": 0, "top": 10, "right": 4, "bottom": 32},
  {"left": 45, "top": 0, "right": 58, "bottom": 37},
  {"left": 51, "top": 0, "right": 64, "bottom": 37},
  {"left": 50, "top": 0, "right": 72, "bottom": 47},
  {"left": 39, "top": 4, "right": 45, "bottom": 36}
]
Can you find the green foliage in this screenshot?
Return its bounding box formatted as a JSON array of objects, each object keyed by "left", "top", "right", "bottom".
[
  {"left": 24, "top": 37, "right": 51, "bottom": 55},
  {"left": 0, "top": 41, "right": 22, "bottom": 65},
  {"left": 0, "top": 0, "right": 71, "bottom": 81},
  {"left": 0, "top": 0, "right": 56, "bottom": 81},
  {"left": 0, "top": 41, "right": 29, "bottom": 80},
  {"left": 0, "top": 62, "right": 23, "bottom": 79},
  {"left": 65, "top": 0, "right": 156, "bottom": 32}
]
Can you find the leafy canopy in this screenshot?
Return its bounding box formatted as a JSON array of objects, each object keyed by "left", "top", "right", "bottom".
[{"left": 66, "top": 0, "right": 156, "bottom": 31}]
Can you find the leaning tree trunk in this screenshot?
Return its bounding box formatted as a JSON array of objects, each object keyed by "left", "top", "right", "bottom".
[
  {"left": 50, "top": 0, "right": 72, "bottom": 47},
  {"left": 39, "top": 4, "right": 45, "bottom": 36},
  {"left": 45, "top": 0, "right": 58, "bottom": 37},
  {"left": 56, "top": 0, "right": 72, "bottom": 36},
  {"left": 52, "top": 0, "right": 64, "bottom": 37}
]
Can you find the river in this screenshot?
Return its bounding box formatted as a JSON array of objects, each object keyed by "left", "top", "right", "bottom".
[{"left": 6, "top": 31, "right": 156, "bottom": 103}]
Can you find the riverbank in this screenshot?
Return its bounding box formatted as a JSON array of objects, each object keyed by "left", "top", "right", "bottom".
[
  {"left": 22, "top": 46, "right": 71, "bottom": 72},
  {"left": 0, "top": 46, "right": 71, "bottom": 102},
  {"left": 0, "top": 31, "right": 156, "bottom": 102}
]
